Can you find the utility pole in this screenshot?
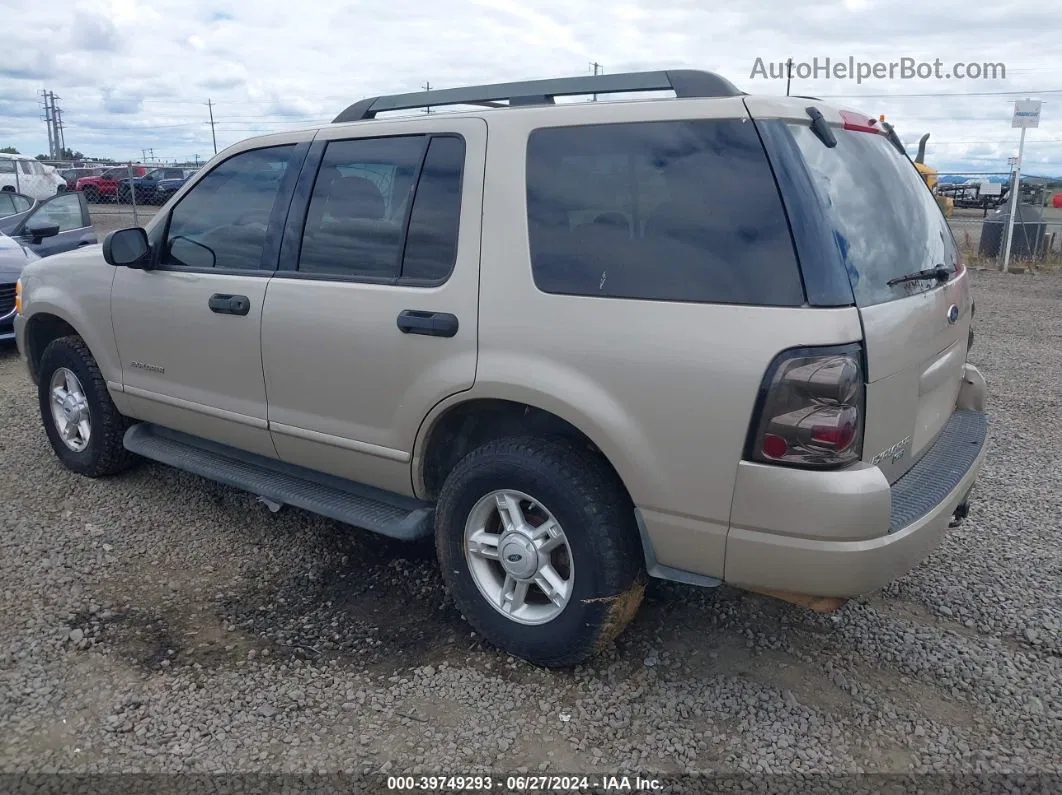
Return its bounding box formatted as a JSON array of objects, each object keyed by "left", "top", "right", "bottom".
[
  {"left": 786, "top": 58, "right": 793, "bottom": 97},
  {"left": 41, "top": 90, "right": 55, "bottom": 160},
  {"left": 206, "top": 99, "right": 218, "bottom": 155},
  {"left": 423, "top": 82, "right": 432, "bottom": 114},
  {"left": 590, "top": 61, "right": 602, "bottom": 101},
  {"left": 56, "top": 104, "right": 66, "bottom": 156},
  {"left": 49, "top": 92, "right": 64, "bottom": 159}
]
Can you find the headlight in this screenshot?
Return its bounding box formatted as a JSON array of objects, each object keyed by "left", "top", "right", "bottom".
[{"left": 14, "top": 279, "right": 22, "bottom": 315}]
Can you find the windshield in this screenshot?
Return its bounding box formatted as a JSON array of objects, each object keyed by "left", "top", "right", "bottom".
[{"left": 788, "top": 124, "right": 959, "bottom": 307}]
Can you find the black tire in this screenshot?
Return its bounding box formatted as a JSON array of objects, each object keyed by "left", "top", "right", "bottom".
[
  {"left": 37, "top": 336, "right": 136, "bottom": 478},
  {"left": 435, "top": 435, "right": 646, "bottom": 667},
  {"left": 83, "top": 187, "right": 99, "bottom": 204}
]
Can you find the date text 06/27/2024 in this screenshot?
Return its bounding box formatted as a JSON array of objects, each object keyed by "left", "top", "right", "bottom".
[{"left": 386, "top": 774, "right": 665, "bottom": 792}]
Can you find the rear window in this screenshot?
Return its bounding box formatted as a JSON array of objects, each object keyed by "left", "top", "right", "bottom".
[
  {"left": 788, "top": 124, "right": 958, "bottom": 307},
  {"left": 525, "top": 120, "right": 804, "bottom": 306}
]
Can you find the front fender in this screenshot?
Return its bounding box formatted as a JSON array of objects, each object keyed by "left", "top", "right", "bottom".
[{"left": 19, "top": 249, "right": 120, "bottom": 386}]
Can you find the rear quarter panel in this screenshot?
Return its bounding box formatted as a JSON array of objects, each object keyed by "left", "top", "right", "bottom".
[{"left": 463, "top": 101, "right": 866, "bottom": 574}]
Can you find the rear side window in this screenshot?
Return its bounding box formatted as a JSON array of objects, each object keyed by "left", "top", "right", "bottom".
[
  {"left": 788, "top": 124, "right": 958, "bottom": 307},
  {"left": 401, "top": 136, "right": 464, "bottom": 282},
  {"left": 0, "top": 159, "right": 15, "bottom": 173},
  {"left": 525, "top": 120, "right": 803, "bottom": 306},
  {"left": 299, "top": 136, "right": 425, "bottom": 278},
  {"left": 298, "top": 134, "right": 465, "bottom": 283}
]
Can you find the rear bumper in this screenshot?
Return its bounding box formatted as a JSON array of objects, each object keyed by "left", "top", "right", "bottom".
[{"left": 724, "top": 408, "right": 988, "bottom": 598}]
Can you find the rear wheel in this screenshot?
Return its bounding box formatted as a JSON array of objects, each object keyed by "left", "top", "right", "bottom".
[
  {"left": 37, "top": 336, "right": 136, "bottom": 478},
  {"left": 435, "top": 436, "right": 646, "bottom": 667}
]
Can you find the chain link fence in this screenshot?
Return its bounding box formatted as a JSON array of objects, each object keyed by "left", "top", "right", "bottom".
[
  {"left": 40, "top": 157, "right": 201, "bottom": 235},
  {"left": 934, "top": 171, "right": 1062, "bottom": 267}
]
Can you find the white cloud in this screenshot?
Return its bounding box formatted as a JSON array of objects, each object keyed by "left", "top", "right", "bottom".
[{"left": 0, "top": 0, "right": 1057, "bottom": 175}]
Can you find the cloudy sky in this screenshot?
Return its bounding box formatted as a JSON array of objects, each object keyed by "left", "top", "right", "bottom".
[{"left": 2, "top": 0, "right": 1060, "bottom": 176}]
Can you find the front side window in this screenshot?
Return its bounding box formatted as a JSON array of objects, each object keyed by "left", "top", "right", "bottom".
[
  {"left": 160, "top": 145, "right": 295, "bottom": 271},
  {"left": 29, "top": 193, "right": 84, "bottom": 232},
  {"left": 525, "top": 120, "right": 804, "bottom": 306},
  {"left": 19, "top": 161, "right": 33, "bottom": 175}
]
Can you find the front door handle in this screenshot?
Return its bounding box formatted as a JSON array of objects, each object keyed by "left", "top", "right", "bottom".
[
  {"left": 396, "top": 310, "right": 459, "bottom": 338},
  {"left": 209, "top": 293, "right": 250, "bottom": 316}
]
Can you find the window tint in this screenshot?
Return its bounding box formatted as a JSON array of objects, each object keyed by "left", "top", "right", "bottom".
[
  {"left": 298, "top": 136, "right": 426, "bottom": 278},
  {"left": 401, "top": 136, "right": 464, "bottom": 282},
  {"left": 525, "top": 120, "right": 803, "bottom": 305},
  {"left": 31, "top": 193, "right": 83, "bottom": 231},
  {"left": 11, "top": 194, "right": 32, "bottom": 212},
  {"left": 0, "top": 159, "right": 15, "bottom": 174},
  {"left": 789, "top": 124, "right": 958, "bottom": 307},
  {"left": 0, "top": 194, "right": 15, "bottom": 217},
  {"left": 161, "top": 144, "right": 294, "bottom": 271},
  {"left": 103, "top": 169, "right": 124, "bottom": 180}
]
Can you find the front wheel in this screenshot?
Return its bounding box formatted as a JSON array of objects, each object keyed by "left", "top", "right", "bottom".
[
  {"left": 435, "top": 436, "right": 646, "bottom": 668},
  {"left": 37, "top": 336, "right": 136, "bottom": 478}
]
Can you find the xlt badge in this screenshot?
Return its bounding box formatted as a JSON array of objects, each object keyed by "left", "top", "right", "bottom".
[{"left": 871, "top": 436, "right": 911, "bottom": 466}]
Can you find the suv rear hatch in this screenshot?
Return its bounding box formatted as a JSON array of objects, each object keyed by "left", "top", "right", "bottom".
[{"left": 750, "top": 99, "right": 973, "bottom": 483}]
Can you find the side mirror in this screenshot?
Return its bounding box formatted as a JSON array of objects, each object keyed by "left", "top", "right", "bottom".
[
  {"left": 103, "top": 227, "right": 150, "bottom": 268},
  {"left": 26, "top": 222, "right": 60, "bottom": 243}
]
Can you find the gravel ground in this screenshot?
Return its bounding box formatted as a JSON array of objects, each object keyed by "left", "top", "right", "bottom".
[{"left": 1, "top": 269, "right": 1061, "bottom": 791}]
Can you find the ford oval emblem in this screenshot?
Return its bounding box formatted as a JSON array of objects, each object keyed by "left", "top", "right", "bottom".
[{"left": 947, "top": 304, "right": 959, "bottom": 324}]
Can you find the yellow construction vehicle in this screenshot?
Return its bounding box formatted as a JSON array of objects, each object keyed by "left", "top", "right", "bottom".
[
  {"left": 912, "top": 132, "right": 954, "bottom": 218},
  {"left": 878, "top": 117, "right": 953, "bottom": 218}
]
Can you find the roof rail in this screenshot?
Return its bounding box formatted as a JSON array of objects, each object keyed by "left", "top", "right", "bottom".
[{"left": 333, "top": 69, "right": 743, "bottom": 123}]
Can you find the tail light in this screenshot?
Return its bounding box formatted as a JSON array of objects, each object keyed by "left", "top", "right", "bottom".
[{"left": 746, "top": 343, "right": 866, "bottom": 468}]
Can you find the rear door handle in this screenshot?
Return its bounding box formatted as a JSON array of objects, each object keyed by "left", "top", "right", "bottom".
[
  {"left": 209, "top": 293, "right": 251, "bottom": 316},
  {"left": 396, "top": 310, "right": 459, "bottom": 338}
]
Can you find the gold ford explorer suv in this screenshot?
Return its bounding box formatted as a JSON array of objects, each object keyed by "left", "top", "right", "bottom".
[{"left": 13, "top": 70, "right": 988, "bottom": 668}]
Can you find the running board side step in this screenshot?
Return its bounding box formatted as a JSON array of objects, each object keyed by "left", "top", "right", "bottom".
[{"left": 123, "top": 424, "right": 434, "bottom": 541}]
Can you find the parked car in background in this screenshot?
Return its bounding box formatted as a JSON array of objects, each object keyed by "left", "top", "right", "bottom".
[
  {"left": 75, "top": 166, "right": 149, "bottom": 203},
  {"left": 59, "top": 167, "right": 104, "bottom": 191},
  {"left": 0, "top": 191, "right": 96, "bottom": 259},
  {"left": 0, "top": 154, "right": 67, "bottom": 199},
  {"left": 116, "top": 167, "right": 194, "bottom": 205},
  {"left": 0, "top": 191, "right": 36, "bottom": 224},
  {"left": 0, "top": 233, "right": 40, "bottom": 343}
]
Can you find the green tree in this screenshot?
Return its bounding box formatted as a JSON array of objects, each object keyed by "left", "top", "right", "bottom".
[{"left": 0, "top": 146, "right": 18, "bottom": 154}]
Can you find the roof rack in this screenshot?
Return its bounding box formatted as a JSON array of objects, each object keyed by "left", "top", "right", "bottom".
[{"left": 332, "top": 69, "right": 743, "bottom": 123}]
